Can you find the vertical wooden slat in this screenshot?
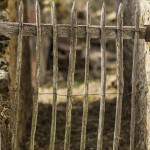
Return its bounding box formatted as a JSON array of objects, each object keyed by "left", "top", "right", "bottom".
[
  {"left": 113, "top": 3, "right": 124, "bottom": 150},
  {"left": 64, "top": 1, "right": 77, "bottom": 150},
  {"left": 97, "top": 2, "right": 106, "bottom": 150},
  {"left": 80, "top": 1, "right": 90, "bottom": 150},
  {"left": 30, "top": 1, "right": 41, "bottom": 150},
  {"left": 12, "top": 1, "right": 24, "bottom": 150},
  {"left": 130, "top": 4, "right": 140, "bottom": 150},
  {"left": 49, "top": 2, "right": 58, "bottom": 150}
]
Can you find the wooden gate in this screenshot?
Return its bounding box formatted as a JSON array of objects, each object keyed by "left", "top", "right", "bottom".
[{"left": 0, "top": 0, "right": 150, "bottom": 149}]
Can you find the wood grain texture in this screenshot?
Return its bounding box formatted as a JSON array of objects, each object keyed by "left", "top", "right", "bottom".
[
  {"left": 64, "top": 1, "right": 77, "bottom": 150},
  {"left": 0, "top": 22, "right": 148, "bottom": 40},
  {"left": 113, "top": 3, "right": 124, "bottom": 150},
  {"left": 13, "top": 1, "right": 24, "bottom": 150},
  {"left": 130, "top": 4, "right": 140, "bottom": 150},
  {"left": 49, "top": 2, "right": 58, "bottom": 150},
  {"left": 80, "top": 1, "right": 90, "bottom": 150},
  {"left": 96, "top": 2, "right": 106, "bottom": 150},
  {"left": 30, "top": 1, "right": 41, "bottom": 150}
]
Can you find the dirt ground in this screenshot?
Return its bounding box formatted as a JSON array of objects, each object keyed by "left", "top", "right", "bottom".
[{"left": 23, "top": 100, "right": 130, "bottom": 150}]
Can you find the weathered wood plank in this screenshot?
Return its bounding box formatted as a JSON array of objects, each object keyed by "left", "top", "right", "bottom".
[
  {"left": 130, "top": 4, "right": 140, "bottom": 150},
  {"left": 80, "top": 1, "right": 90, "bottom": 150},
  {"left": 12, "top": 1, "right": 24, "bottom": 150},
  {"left": 97, "top": 2, "right": 106, "bottom": 150},
  {"left": 137, "top": 0, "right": 150, "bottom": 149},
  {"left": 64, "top": 1, "right": 77, "bottom": 150},
  {"left": 113, "top": 3, "right": 124, "bottom": 150},
  {"left": 49, "top": 2, "right": 58, "bottom": 150},
  {"left": 29, "top": 1, "right": 41, "bottom": 150},
  {"left": 0, "top": 21, "right": 148, "bottom": 40}
]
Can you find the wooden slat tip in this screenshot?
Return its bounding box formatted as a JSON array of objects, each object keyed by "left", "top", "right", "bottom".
[
  {"left": 71, "top": 1, "right": 77, "bottom": 14},
  {"left": 36, "top": 0, "right": 41, "bottom": 14},
  {"left": 51, "top": 1, "right": 57, "bottom": 25},
  {"left": 51, "top": 1, "right": 55, "bottom": 10},
  {"left": 86, "top": 0, "right": 91, "bottom": 24},
  {"left": 135, "top": 3, "right": 140, "bottom": 19},
  {"left": 87, "top": 0, "right": 91, "bottom": 7},
  {"left": 18, "top": 0, "right": 24, "bottom": 26},
  {"left": 101, "top": 2, "right": 106, "bottom": 12},
  {"left": 19, "top": 0, "right": 24, "bottom": 11},
  {"left": 86, "top": 0, "right": 91, "bottom": 15},
  {"left": 52, "top": 1, "right": 56, "bottom": 17},
  {"left": 101, "top": 2, "right": 106, "bottom": 24},
  {"left": 86, "top": 1, "right": 89, "bottom": 10},
  {"left": 19, "top": 0, "right": 24, "bottom": 15},
  {"left": 117, "top": 3, "right": 124, "bottom": 23},
  {"left": 71, "top": 1, "right": 77, "bottom": 26},
  {"left": 118, "top": 3, "right": 124, "bottom": 16},
  {"left": 35, "top": 0, "right": 41, "bottom": 26}
]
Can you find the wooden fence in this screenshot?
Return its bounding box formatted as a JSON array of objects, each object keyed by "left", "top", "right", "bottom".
[{"left": 0, "top": 0, "right": 150, "bottom": 150}]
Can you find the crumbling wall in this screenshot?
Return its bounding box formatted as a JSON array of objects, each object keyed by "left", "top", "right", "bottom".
[
  {"left": 140, "top": 0, "right": 150, "bottom": 149},
  {"left": 0, "top": 1, "right": 11, "bottom": 149}
]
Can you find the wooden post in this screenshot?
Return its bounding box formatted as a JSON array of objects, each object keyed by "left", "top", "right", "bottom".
[
  {"left": 30, "top": 1, "right": 41, "bottom": 150},
  {"left": 115, "top": 0, "right": 149, "bottom": 149},
  {"left": 8, "top": 0, "right": 33, "bottom": 149},
  {"left": 138, "top": 1, "right": 150, "bottom": 149}
]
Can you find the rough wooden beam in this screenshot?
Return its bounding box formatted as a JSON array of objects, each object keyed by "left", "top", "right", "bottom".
[
  {"left": 139, "top": 0, "right": 150, "bottom": 149},
  {"left": 130, "top": 4, "right": 140, "bottom": 150},
  {"left": 0, "top": 22, "right": 148, "bottom": 40}
]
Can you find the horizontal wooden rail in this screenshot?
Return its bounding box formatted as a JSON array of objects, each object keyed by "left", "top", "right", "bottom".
[{"left": 1, "top": 22, "right": 150, "bottom": 41}]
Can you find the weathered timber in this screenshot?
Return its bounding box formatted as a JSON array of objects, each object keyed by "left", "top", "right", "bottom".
[
  {"left": 64, "top": 2, "right": 77, "bottom": 150},
  {"left": 138, "top": 0, "right": 150, "bottom": 149},
  {"left": 80, "top": 1, "right": 90, "bottom": 150},
  {"left": 130, "top": 4, "right": 140, "bottom": 150},
  {"left": 96, "top": 2, "right": 106, "bottom": 150},
  {"left": 29, "top": 1, "right": 41, "bottom": 150},
  {"left": 0, "top": 22, "right": 149, "bottom": 40}
]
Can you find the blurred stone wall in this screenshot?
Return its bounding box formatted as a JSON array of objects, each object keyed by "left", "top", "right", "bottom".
[{"left": 0, "top": 1, "right": 11, "bottom": 149}]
